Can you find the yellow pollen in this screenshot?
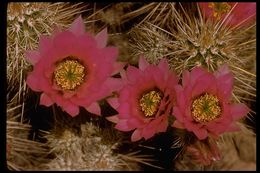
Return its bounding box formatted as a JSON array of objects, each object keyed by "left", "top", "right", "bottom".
[
  {"left": 139, "top": 90, "right": 162, "bottom": 117},
  {"left": 208, "top": 2, "right": 232, "bottom": 20},
  {"left": 54, "top": 59, "right": 86, "bottom": 91},
  {"left": 191, "top": 93, "right": 221, "bottom": 123}
]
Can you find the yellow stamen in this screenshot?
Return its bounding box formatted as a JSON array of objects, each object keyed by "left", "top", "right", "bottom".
[
  {"left": 191, "top": 93, "right": 221, "bottom": 123},
  {"left": 208, "top": 2, "right": 232, "bottom": 20},
  {"left": 54, "top": 58, "right": 86, "bottom": 91},
  {"left": 139, "top": 90, "right": 162, "bottom": 117}
]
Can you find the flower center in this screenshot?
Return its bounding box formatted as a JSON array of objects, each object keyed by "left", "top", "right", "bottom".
[
  {"left": 139, "top": 90, "right": 162, "bottom": 117},
  {"left": 54, "top": 58, "right": 86, "bottom": 91},
  {"left": 208, "top": 2, "right": 232, "bottom": 20},
  {"left": 191, "top": 93, "right": 221, "bottom": 123}
]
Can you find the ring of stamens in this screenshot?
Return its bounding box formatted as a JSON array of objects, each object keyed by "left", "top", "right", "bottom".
[
  {"left": 191, "top": 93, "right": 221, "bottom": 123},
  {"left": 208, "top": 2, "right": 232, "bottom": 20},
  {"left": 53, "top": 57, "right": 86, "bottom": 91},
  {"left": 139, "top": 90, "right": 163, "bottom": 117}
]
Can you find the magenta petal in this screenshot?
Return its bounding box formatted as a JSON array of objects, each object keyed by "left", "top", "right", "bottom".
[
  {"left": 118, "top": 103, "right": 131, "bottom": 118},
  {"left": 63, "top": 91, "right": 76, "bottom": 99},
  {"left": 142, "top": 126, "right": 156, "bottom": 140},
  {"left": 103, "top": 47, "right": 118, "bottom": 62},
  {"left": 131, "top": 129, "right": 142, "bottom": 142},
  {"left": 229, "top": 103, "right": 249, "bottom": 120},
  {"left": 86, "top": 102, "right": 101, "bottom": 115},
  {"left": 214, "top": 64, "right": 230, "bottom": 78},
  {"left": 63, "top": 104, "right": 80, "bottom": 117},
  {"left": 39, "top": 35, "right": 52, "bottom": 54},
  {"left": 216, "top": 73, "right": 234, "bottom": 100},
  {"left": 53, "top": 31, "right": 76, "bottom": 55},
  {"left": 25, "top": 50, "right": 41, "bottom": 65},
  {"left": 120, "top": 70, "right": 127, "bottom": 80},
  {"left": 105, "top": 78, "right": 123, "bottom": 92},
  {"left": 26, "top": 74, "right": 41, "bottom": 92},
  {"left": 138, "top": 55, "right": 149, "bottom": 71},
  {"left": 69, "top": 15, "right": 85, "bottom": 36},
  {"left": 107, "top": 97, "right": 120, "bottom": 109},
  {"left": 192, "top": 73, "right": 214, "bottom": 97},
  {"left": 127, "top": 118, "right": 144, "bottom": 128},
  {"left": 106, "top": 115, "right": 119, "bottom": 123},
  {"left": 40, "top": 93, "right": 54, "bottom": 107},
  {"left": 182, "top": 70, "right": 191, "bottom": 88},
  {"left": 193, "top": 128, "right": 208, "bottom": 140},
  {"left": 190, "top": 67, "right": 207, "bottom": 85},
  {"left": 156, "top": 118, "right": 168, "bottom": 132},
  {"left": 95, "top": 27, "right": 108, "bottom": 48},
  {"left": 173, "top": 107, "right": 184, "bottom": 123},
  {"left": 126, "top": 66, "right": 142, "bottom": 82},
  {"left": 112, "top": 62, "right": 126, "bottom": 75},
  {"left": 158, "top": 58, "right": 169, "bottom": 74},
  {"left": 174, "top": 85, "right": 186, "bottom": 111},
  {"left": 115, "top": 119, "right": 135, "bottom": 131}
]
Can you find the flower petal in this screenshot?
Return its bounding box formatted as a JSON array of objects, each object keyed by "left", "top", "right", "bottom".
[
  {"left": 118, "top": 103, "right": 131, "bottom": 118},
  {"left": 112, "top": 62, "right": 126, "bottom": 76},
  {"left": 115, "top": 119, "right": 135, "bottom": 131},
  {"left": 190, "top": 67, "right": 207, "bottom": 86},
  {"left": 158, "top": 58, "right": 169, "bottom": 74},
  {"left": 69, "top": 15, "right": 85, "bottom": 36},
  {"left": 173, "top": 107, "right": 184, "bottom": 123},
  {"left": 193, "top": 128, "right": 208, "bottom": 140},
  {"left": 138, "top": 55, "right": 149, "bottom": 71},
  {"left": 39, "top": 35, "right": 53, "bottom": 54},
  {"left": 106, "top": 115, "right": 119, "bottom": 123},
  {"left": 127, "top": 118, "right": 144, "bottom": 129},
  {"left": 86, "top": 102, "right": 101, "bottom": 115},
  {"left": 40, "top": 93, "right": 54, "bottom": 107},
  {"left": 229, "top": 103, "right": 249, "bottom": 120},
  {"left": 53, "top": 31, "right": 76, "bottom": 56},
  {"left": 131, "top": 129, "right": 142, "bottom": 142},
  {"left": 105, "top": 78, "right": 123, "bottom": 92},
  {"left": 182, "top": 70, "right": 190, "bottom": 88},
  {"left": 107, "top": 97, "right": 120, "bottom": 109},
  {"left": 126, "top": 66, "right": 142, "bottom": 82},
  {"left": 63, "top": 104, "right": 80, "bottom": 117},
  {"left": 192, "top": 73, "right": 214, "bottom": 97},
  {"left": 26, "top": 74, "right": 41, "bottom": 92},
  {"left": 156, "top": 117, "right": 168, "bottom": 132},
  {"left": 102, "top": 47, "right": 118, "bottom": 62},
  {"left": 25, "top": 50, "right": 41, "bottom": 65},
  {"left": 142, "top": 126, "right": 156, "bottom": 140},
  {"left": 95, "top": 27, "right": 108, "bottom": 48}
]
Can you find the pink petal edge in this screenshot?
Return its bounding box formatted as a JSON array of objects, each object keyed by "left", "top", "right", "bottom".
[
  {"left": 138, "top": 55, "right": 149, "bottom": 71},
  {"left": 25, "top": 50, "right": 41, "bottom": 65},
  {"left": 40, "top": 93, "right": 54, "bottom": 107},
  {"left": 86, "top": 102, "right": 101, "bottom": 115},
  {"left": 106, "top": 115, "right": 119, "bottom": 123},
  {"left": 95, "top": 27, "right": 108, "bottom": 48},
  {"left": 107, "top": 97, "right": 120, "bottom": 109},
  {"left": 69, "top": 15, "right": 85, "bottom": 36},
  {"left": 131, "top": 129, "right": 142, "bottom": 142}
]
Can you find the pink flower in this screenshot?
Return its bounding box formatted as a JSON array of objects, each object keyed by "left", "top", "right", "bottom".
[
  {"left": 172, "top": 64, "right": 249, "bottom": 140},
  {"left": 199, "top": 2, "right": 256, "bottom": 27},
  {"left": 26, "top": 16, "right": 123, "bottom": 117},
  {"left": 186, "top": 137, "right": 221, "bottom": 166},
  {"left": 107, "top": 56, "right": 179, "bottom": 142}
]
